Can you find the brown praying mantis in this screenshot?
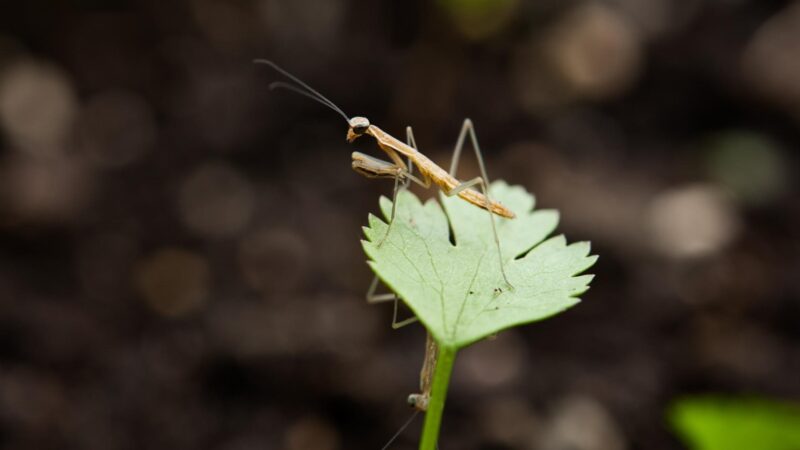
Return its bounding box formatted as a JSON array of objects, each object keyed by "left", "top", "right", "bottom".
[{"left": 256, "top": 60, "right": 515, "bottom": 412}]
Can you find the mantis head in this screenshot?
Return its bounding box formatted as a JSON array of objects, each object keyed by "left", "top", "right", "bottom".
[{"left": 347, "top": 116, "right": 370, "bottom": 142}]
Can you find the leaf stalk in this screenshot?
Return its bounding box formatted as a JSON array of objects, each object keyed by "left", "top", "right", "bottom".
[{"left": 419, "top": 344, "right": 457, "bottom": 450}]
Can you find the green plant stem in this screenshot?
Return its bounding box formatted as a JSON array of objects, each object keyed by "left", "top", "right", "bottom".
[{"left": 419, "top": 344, "right": 457, "bottom": 450}]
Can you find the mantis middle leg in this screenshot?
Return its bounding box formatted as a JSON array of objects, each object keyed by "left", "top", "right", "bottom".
[{"left": 366, "top": 126, "right": 428, "bottom": 329}]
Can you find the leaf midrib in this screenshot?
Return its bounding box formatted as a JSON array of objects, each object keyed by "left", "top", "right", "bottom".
[{"left": 451, "top": 247, "right": 488, "bottom": 342}]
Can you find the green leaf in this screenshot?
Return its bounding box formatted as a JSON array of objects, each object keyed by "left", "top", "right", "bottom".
[
  {"left": 362, "top": 181, "right": 596, "bottom": 348},
  {"left": 670, "top": 396, "right": 800, "bottom": 450}
]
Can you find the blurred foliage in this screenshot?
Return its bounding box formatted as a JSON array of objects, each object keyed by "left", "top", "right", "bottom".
[
  {"left": 436, "top": 0, "right": 518, "bottom": 40},
  {"left": 670, "top": 396, "right": 800, "bottom": 450},
  {"left": 705, "top": 131, "right": 788, "bottom": 205}
]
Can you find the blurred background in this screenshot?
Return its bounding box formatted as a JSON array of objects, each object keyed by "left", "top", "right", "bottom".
[{"left": 0, "top": 0, "right": 799, "bottom": 449}]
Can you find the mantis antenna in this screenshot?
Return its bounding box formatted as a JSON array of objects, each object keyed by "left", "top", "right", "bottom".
[
  {"left": 380, "top": 409, "right": 420, "bottom": 450},
  {"left": 253, "top": 59, "right": 351, "bottom": 124}
]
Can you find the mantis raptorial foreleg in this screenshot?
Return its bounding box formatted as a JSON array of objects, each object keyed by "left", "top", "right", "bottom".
[{"left": 445, "top": 118, "right": 513, "bottom": 290}]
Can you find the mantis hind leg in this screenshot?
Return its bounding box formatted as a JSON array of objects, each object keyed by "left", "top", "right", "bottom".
[{"left": 447, "top": 119, "right": 513, "bottom": 290}]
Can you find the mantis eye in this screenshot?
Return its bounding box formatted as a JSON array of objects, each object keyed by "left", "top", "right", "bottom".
[{"left": 349, "top": 116, "right": 370, "bottom": 134}]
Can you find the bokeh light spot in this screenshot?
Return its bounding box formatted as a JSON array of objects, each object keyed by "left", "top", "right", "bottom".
[
  {"left": 178, "top": 162, "right": 255, "bottom": 239},
  {"left": 647, "top": 184, "right": 740, "bottom": 259},
  {"left": 0, "top": 59, "right": 77, "bottom": 156},
  {"left": 135, "top": 248, "right": 210, "bottom": 317}
]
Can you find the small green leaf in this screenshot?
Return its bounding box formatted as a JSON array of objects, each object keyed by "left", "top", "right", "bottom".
[
  {"left": 670, "top": 396, "right": 800, "bottom": 450},
  {"left": 362, "top": 181, "right": 596, "bottom": 348}
]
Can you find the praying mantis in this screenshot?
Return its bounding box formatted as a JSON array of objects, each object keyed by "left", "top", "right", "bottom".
[{"left": 256, "top": 60, "right": 515, "bottom": 413}]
